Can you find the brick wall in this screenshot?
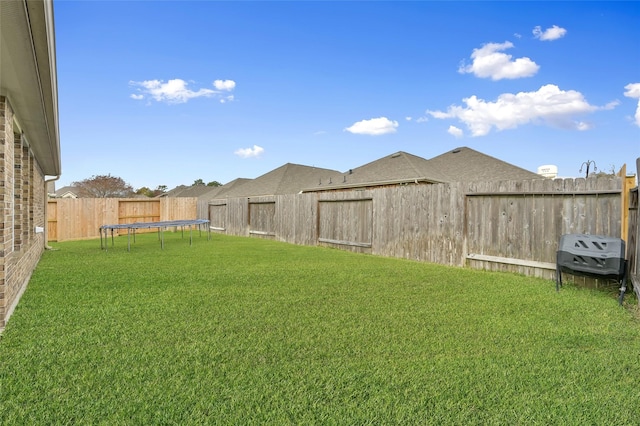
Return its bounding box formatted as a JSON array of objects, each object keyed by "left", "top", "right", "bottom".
[{"left": 0, "top": 96, "right": 47, "bottom": 329}]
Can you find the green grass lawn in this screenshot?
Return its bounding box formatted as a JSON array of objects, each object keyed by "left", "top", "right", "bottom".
[{"left": 1, "top": 232, "right": 639, "bottom": 424}]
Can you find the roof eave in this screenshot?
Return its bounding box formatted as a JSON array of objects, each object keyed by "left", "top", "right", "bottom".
[
  {"left": 0, "top": 0, "right": 61, "bottom": 176},
  {"left": 300, "top": 177, "right": 445, "bottom": 193}
]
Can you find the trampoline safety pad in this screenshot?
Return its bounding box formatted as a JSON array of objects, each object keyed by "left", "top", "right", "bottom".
[{"left": 100, "top": 219, "right": 211, "bottom": 251}]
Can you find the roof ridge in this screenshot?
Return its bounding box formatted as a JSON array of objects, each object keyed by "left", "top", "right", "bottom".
[{"left": 401, "top": 151, "right": 430, "bottom": 177}]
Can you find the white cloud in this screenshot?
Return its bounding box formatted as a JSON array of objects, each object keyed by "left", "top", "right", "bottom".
[
  {"left": 344, "top": 117, "right": 399, "bottom": 135},
  {"left": 130, "top": 78, "right": 236, "bottom": 104},
  {"left": 448, "top": 126, "right": 464, "bottom": 138},
  {"left": 214, "top": 79, "right": 236, "bottom": 91},
  {"left": 625, "top": 83, "right": 640, "bottom": 98},
  {"left": 576, "top": 121, "right": 593, "bottom": 131},
  {"left": 624, "top": 82, "right": 640, "bottom": 126},
  {"left": 603, "top": 100, "right": 621, "bottom": 110},
  {"left": 533, "top": 25, "right": 567, "bottom": 41},
  {"left": 427, "top": 84, "right": 602, "bottom": 136},
  {"left": 458, "top": 42, "right": 539, "bottom": 80},
  {"left": 234, "top": 145, "right": 264, "bottom": 158}
]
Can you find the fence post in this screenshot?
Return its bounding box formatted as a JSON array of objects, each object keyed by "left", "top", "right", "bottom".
[{"left": 619, "top": 164, "right": 630, "bottom": 243}]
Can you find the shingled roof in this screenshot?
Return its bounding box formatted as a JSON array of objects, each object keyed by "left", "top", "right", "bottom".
[
  {"left": 167, "top": 184, "right": 218, "bottom": 198},
  {"left": 178, "top": 146, "right": 541, "bottom": 198},
  {"left": 424, "top": 147, "right": 540, "bottom": 182},
  {"left": 54, "top": 186, "right": 81, "bottom": 198},
  {"left": 306, "top": 151, "right": 449, "bottom": 192},
  {"left": 162, "top": 185, "right": 189, "bottom": 197},
  {"left": 212, "top": 178, "right": 253, "bottom": 196},
  {"left": 213, "top": 163, "right": 342, "bottom": 198},
  {"left": 301, "top": 147, "right": 539, "bottom": 193}
]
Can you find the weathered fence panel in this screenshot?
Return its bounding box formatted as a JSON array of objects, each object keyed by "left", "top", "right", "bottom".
[
  {"left": 208, "top": 203, "right": 227, "bottom": 231},
  {"left": 370, "top": 183, "right": 466, "bottom": 265},
  {"left": 275, "top": 193, "right": 317, "bottom": 246},
  {"left": 628, "top": 185, "right": 639, "bottom": 300},
  {"left": 318, "top": 195, "right": 374, "bottom": 252},
  {"left": 224, "top": 197, "right": 249, "bottom": 236},
  {"left": 465, "top": 177, "right": 622, "bottom": 280},
  {"left": 248, "top": 197, "right": 276, "bottom": 238},
  {"left": 208, "top": 176, "right": 627, "bottom": 284},
  {"left": 47, "top": 198, "right": 197, "bottom": 241}
]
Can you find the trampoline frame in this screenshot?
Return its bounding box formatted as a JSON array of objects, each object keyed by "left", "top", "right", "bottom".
[{"left": 100, "top": 219, "right": 211, "bottom": 251}]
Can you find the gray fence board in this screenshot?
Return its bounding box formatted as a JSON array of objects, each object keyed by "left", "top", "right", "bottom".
[{"left": 208, "top": 176, "right": 625, "bottom": 282}]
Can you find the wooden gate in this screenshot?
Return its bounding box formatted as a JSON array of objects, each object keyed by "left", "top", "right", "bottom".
[
  {"left": 208, "top": 203, "right": 227, "bottom": 231},
  {"left": 318, "top": 197, "right": 373, "bottom": 252},
  {"left": 248, "top": 200, "right": 276, "bottom": 238}
]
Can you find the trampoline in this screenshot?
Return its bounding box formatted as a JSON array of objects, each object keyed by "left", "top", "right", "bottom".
[{"left": 100, "top": 219, "right": 211, "bottom": 251}]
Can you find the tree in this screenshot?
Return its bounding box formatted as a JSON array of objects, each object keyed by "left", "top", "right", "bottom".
[
  {"left": 72, "top": 174, "right": 134, "bottom": 198},
  {"left": 135, "top": 186, "right": 153, "bottom": 197},
  {"left": 135, "top": 185, "right": 168, "bottom": 198},
  {"left": 207, "top": 181, "right": 222, "bottom": 187},
  {"left": 193, "top": 179, "right": 205, "bottom": 186}
]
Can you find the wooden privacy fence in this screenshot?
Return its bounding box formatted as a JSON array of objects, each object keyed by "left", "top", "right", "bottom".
[
  {"left": 204, "top": 175, "right": 636, "bottom": 282},
  {"left": 626, "top": 158, "right": 640, "bottom": 300},
  {"left": 47, "top": 197, "right": 197, "bottom": 242}
]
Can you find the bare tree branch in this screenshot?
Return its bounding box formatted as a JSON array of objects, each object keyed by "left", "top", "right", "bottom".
[{"left": 72, "top": 174, "right": 134, "bottom": 198}]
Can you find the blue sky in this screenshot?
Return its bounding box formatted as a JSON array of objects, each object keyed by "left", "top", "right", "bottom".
[{"left": 54, "top": 1, "right": 639, "bottom": 190}]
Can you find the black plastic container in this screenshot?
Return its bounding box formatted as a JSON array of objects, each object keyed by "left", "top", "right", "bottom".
[{"left": 556, "top": 234, "right": 628, "bottom": 304}]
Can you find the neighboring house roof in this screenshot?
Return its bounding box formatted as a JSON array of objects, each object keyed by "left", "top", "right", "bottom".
[
  {"left": 424, "top": 147, "right": 541, "bottom": 182},
  {"left": 213, "top": 164, "right": 342, "bottom": 199},
  {"left": 177, "top": 147, "right": 541, "bottom": 199},
  {"left": 301, "top": 147, "right": 541, "bottom": 193},
  {"left": 161, "top": 185, "right": 189, "bottom": 197},
  {"left": 168, "top": 184, "right": 218, "bottom": 198},
  {"left": 0, "top": 0, "right": 61, "bottom": 176},
  {"left": 46, "top": 180, "right": 56, "bottom": 195},
  {"left": 305, "top": 151, "right": 450, "bottom": 192},
  {"left": 54, "top": 186, "right": 80, "bottom": 198},
  {"left": 202, "top": 178, "right": 252, "bottom": 200}
]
